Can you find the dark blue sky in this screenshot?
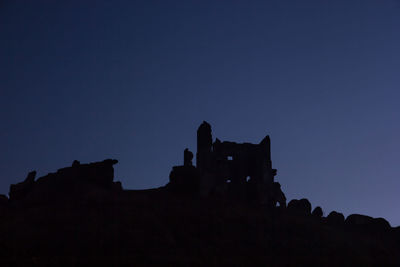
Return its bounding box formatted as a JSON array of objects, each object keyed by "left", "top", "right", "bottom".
[{"left": 1, "top": 1, "right": 400, "bottom": 225}]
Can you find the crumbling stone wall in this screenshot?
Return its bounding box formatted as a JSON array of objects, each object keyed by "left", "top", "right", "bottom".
[
  {"left": 168, "top": 121, "right": 286, "bottom": 207},
  {"left": 8, "top": 159, "right": 120, "bottom": 203}
]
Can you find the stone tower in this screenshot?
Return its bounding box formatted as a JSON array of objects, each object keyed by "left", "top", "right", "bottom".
[{"left": 196, "top": 121, "right": 212, "bottom": 172}]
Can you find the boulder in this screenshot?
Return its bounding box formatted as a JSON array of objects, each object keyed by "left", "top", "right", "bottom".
[
  {"left": 287, "top": 198, "right": 311, "bottom": 216},
  {"left": 345, "top": 214, "right": 391, "bottom": 231},
  {"left": 345, "top": 214, "right": 373, "bottom": 226},
  {"left": 312, "top": 206, "right": 323, "bottom": 218},
  {"left": 326, "top": 211, "right": 345, "bottom": 225},
  {"left": 372, "top": 217, "right": 391, "bottom": 231}
]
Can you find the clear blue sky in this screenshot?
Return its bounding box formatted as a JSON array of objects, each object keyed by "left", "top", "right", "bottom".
[{"left": 1, "top": 0, "right": 400, "bottom": 226}]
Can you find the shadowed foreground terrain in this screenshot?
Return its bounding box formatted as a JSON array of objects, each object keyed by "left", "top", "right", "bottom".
[{"left": 0, "top": 159, "right": 400, "bottom": 266}]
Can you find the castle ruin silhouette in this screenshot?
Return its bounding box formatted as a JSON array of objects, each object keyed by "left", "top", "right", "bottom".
[{"left": 168, "top": 121, "right": 286, "bottom": 207}]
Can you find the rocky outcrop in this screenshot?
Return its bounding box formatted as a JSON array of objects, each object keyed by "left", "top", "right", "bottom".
[
  {"left": 0, "top": 156, "right": 399, "bottom": 265},
  {"left": 0, "top": 186, "right": 398, "bottom": 266},
  {"left": 372, "top": 217, "right": 392, "bottom": 230},
  {"left": 345, "top": 214, "right": 391, "bottom": 231},
  {"left": 312, "top": 206, "right": 323, "bottom": 218},
  {"left": 287, "top": 198, "right": 311, "bottom": 216},
  {"left": 326, "top": 211, "right": 345, "bottom": 225}
]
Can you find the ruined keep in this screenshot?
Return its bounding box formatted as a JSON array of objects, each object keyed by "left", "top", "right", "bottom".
[{"left": 169, "top": 121, "right": 286, "bottom": 207}]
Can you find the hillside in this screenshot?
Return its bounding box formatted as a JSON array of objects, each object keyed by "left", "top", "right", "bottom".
[{"left": 0, "top": 159, "right": 399, "bottom": 266}]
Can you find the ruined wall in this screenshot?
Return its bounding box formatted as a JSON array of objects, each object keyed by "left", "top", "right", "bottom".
[
  {"left": 8, "top": 159, "right": 121, "bottom": 204},
  {"left": 168, "top": 121, "right": 284, "bottom": 206}
]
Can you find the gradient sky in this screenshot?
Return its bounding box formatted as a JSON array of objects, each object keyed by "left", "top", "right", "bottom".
[{"left": 1, "top": 0, "right": 400, "bottom": 226}]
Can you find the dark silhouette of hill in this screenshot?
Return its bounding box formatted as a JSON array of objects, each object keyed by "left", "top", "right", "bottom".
[{"left": 1, "top": 122, "right": 399, "bottom": 266}]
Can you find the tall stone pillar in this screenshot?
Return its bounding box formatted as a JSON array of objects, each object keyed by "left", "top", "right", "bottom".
[{"left": 196, "top": 121, "right": 212, "bottom": 171}]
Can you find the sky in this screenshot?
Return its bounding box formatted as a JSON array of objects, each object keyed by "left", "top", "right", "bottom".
[{"left": 1, "top": 0, "right": 400, "bottom": 226}]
